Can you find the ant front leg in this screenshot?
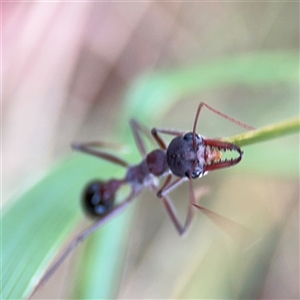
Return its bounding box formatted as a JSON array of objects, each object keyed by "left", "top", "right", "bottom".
[
  {"left": 72, "top": 141, "right": 129, "bottom": 168},
  {"left": 157, "top": 174, "right": 187, "bottom": 198},
  {"left": 156, "top": 181, "right": 208, "bottom": 235},
  {"left": 161, "top": 194, "right": 194, "bottom": 235},
  {"left": 151, "top": 127, "right": 186, "bottom": 150}
]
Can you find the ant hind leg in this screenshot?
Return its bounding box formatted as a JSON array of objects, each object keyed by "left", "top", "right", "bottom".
[{"left": 72, "top": 141, "right": 129, "bottom": 168}]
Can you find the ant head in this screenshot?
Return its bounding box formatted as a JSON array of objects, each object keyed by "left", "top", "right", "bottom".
[
  {"left": 166, "top": 133, "right": 243, "bottom": 179},
  {"left": 82, "top": 180, "right": 115, "bottom": 217},
  {"left": 166, "top": 132, "right": 206, "bottom": 179}
]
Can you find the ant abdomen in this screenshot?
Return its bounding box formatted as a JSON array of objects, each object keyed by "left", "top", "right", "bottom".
[{"left": 82, "top": 180, "right": 115, "bottom": 217}]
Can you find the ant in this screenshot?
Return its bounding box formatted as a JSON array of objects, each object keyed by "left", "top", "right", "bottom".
[{"left": 28, "top": 102, "right": 255, "bottom": 298}]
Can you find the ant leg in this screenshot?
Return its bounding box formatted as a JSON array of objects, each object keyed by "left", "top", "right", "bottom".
[
  {"left": 156, "top": 175, "right": 187, "bottom": 198},
  {"left": 155, "top": 182, "right": 208, "bottom": 235},
  {"left": 151, "top": 128, "right": 186, "bottom": 150},
  {"left": 130, "top": 119, "right": 185, "bottom": 156},
  {"left": 130, "top": 119, "right": 183, "bottom": 157},
  {"left": 192, "top": 102, "right": 255, "bottom": 137},
  {"left": 188, "top": 180, "right": 258, "bottom": 247},
  {"left": 72, "top": 142, "right": 129, "bottom": 168},
  {"left": 161, "top": 194, "right": 194, "bottom": 235},
  {"left": 130, "top": 119, "right": 153, "bottom": 157},
  {"left": 150, "top": 182, "right": 193, "bottom": 235},
  {"left": 27, "top": 187, "right": 141, "bottom": 298}
]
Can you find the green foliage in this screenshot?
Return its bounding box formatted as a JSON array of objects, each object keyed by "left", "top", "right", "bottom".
[{"left": 2, "top": 52, "right": 299, "bottom": 299}]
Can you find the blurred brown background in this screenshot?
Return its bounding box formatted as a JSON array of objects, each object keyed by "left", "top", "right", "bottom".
[
  {"left": 3, "top": 2, "right": 299, "bottom": 299},
  {"left": 4, "top": 2, "right": 298, "bottom": 200}
]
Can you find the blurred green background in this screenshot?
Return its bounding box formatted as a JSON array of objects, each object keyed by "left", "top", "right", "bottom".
[{"left": 2, "top": 2, "right": 299, "bottom": 299}]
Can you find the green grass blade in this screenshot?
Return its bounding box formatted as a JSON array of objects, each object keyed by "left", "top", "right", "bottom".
[
  {"left": 123, "top": 51, "right": 298, "bottom": 123},
  {"left": 2, "top": 156, "right": 96, "bottom": 299},
  {"left": 224, "top": 118, "right": 300, "bottom": 146}
]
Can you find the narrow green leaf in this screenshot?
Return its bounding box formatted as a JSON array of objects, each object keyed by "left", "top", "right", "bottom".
[
  {"left": 123, "top": 51, "right": 298, "bottom": 123},
  {"left": 224, "top": 118, "right": 300, "bottom": 147}
]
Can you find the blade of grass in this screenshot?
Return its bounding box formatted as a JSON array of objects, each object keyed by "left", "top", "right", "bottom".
[
  {"left": 123, "top": 51, "right": 298, "bottom": 123},
  {"left": 224, "top": 118, "right": 299, "bottom": 147}
]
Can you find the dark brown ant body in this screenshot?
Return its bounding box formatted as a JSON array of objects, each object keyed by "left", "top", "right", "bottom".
[
  {"left": 71, "top": 102, "right": 253, "bottom": 236},
  {"left": 28, "top": 102, "right": 255, "bottom": 298}
]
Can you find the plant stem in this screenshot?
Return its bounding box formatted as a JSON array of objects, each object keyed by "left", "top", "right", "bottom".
[{"left": 223, "top": 117, "right": 300, "bottom": 147}]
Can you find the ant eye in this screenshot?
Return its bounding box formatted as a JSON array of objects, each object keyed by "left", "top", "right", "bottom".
[
  {"left": 185, "top": 169, "right": 201, "bottom": 179},
  {"left": 183, "top": 132, "right": 194, "bottom": 141},
  {"left": 192, "top": 169, "right": 201, "bottom": 178}
]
